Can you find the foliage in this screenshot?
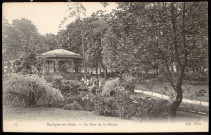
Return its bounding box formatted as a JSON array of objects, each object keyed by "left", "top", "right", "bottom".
[
  {"left": 44, "top": 74, "right": 63, "bottom": 83},
  {"left": 2, "top": 2, "right": 208, "bottom": 119},
  {"left": 14, "top": 52, "right": 44, "bottom": 75},
  {"left": 64, "top": 92, "right": 95, "bottom": 111},
  {"left": 119, "top": 73, "right": 136, "bottom": 92},
  {"left": 94, "top": 92, "right": 169, "bottom": 119},
  {"left": 80, "top": 92, "right": 96, "bottom": 111},
  {"left": 134, "top": 98, "right": 169, "bottom": 119},
  {"left": 108, "top": 2, "right": 208, "bottom": 117},
  {"left": 101, "top": 78, "right": 125, "bottom": 96},
  {"left": 89, "top": 85, "right": 98, "bottom": 95},
  {"left": 2, "top": 18, "right": 49, "bottom": 61},
  {"left": 101, "top": 76, "right": 135, "bottom": 96},
  {"left": 44, "top": 33, "right": 61, "bottom": 50},
  {"left": 3, "top": 73, "right": 64, "bottom": 107},
  {"left": 94, "top": 96, "right": 118, "bottom": 116},
  {"left": 59, "top": 80, "right": 88, "bottom": 95},
  {"left": 63, "top": 101, "right": 83, "bottom": 110},
  {"left": 45, "top": 75, "right": 88, "bottom": 95}
]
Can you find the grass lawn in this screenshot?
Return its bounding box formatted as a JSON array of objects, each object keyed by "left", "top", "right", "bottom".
[
  {"left": 135, "top": 81, "right": 209, "bottom": 102},
  {"left": 3, "top": 105, "right": 134, "bottom": 123},
  {"left": 3, "top": 105, "right": 208, "bottom": 132}
]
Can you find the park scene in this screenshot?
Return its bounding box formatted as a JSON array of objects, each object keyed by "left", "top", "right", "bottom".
[{"left": 2, "top": 2, "right": 208, "bottom": 132}]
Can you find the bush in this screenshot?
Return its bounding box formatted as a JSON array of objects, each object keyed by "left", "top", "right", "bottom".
[
  {"left": 119, "top": 73, "right": 135, "bottom": 92},
  {"left": 89, "top": 85, "right": 98, "bottom": 95},
  {"left": 64, "top": 92, "right": 95, "bottom": 111},
  {"left": 81, "top": 92, "right": 96, "bottom": 111},
  {"left": 101, "top": 78, "right": 124, "bottom": 96},
  {"left": 50, "top": 78, "right": 88, "bottom": 96},
  {"left": 3, "top": 73, "right": 64, "bottom": 107},
  {"left": 63, "top": 101, "right": 83, "bottom": 110},
  {"left": 133, "top": 98, "right": 169, "bottom": 119},
  {"left": 94, "top": 91, "right": 133, "bottom": 118},
  {"left": 94, "top": 96, "right": 118, "bottom": 116},
  {"left": 44, "top": 74, "right": 63, "bottom": 83},
  {"left": 93, "top": 91, "right": 169, "bottom": 119},
  {"left": 115, "top": 96, "right": 137, "bottom": 119},
  {"left": 60, "top": 80, "right": 88, "bottom": 95}
]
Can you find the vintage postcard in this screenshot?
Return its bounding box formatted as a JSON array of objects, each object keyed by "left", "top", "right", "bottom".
[{"left": 2, "top": 2, "right": 209, "bottom": 132}]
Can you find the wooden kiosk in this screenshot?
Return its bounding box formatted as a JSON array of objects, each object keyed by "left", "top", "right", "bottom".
[{"left": 38, "top": 49, "right": 83, "bottom": 80}]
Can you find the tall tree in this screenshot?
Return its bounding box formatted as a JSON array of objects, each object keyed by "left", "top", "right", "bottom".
[
  {"left": 60, "top": 3, "right": 87, "bottom": 80},
  {"left": 104, "top": 2, "right": 208, "bottom": 118},
  {"left": 44, "top": 33, "right": 60, "bottom": 50},
  {"left": 2, "top": 18, "right": 50, "bottom": 74},
  {"left": 2, "top": 18, "right": 43, "bottom": 61},
  {"left": 142, "top": 2, "right": 208, "bottom": 118},
  {"left": 85, "top": 11, "right": 109, "bottom": 80}
]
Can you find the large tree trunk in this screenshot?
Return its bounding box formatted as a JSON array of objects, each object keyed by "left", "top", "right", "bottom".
[
  {"left": 170, "top": 67, "right": 185, "bottom": 118},
  {"left": 169, "top": 85, "right": 183, "bottom": 118}
]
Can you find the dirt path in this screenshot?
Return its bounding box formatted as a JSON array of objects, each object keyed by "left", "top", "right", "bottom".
[{"left": 134, "top": 89, "right": 209, "bottom": 107}]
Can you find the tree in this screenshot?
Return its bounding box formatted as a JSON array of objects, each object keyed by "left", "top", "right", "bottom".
[
  {"left": 84, "top": 11, "right": 109, "bottom": 80},
  {"left": 2, "top": 18, "right": 48, "bottom": 73},
  {"left": 141, "top": 2, "right": 208, "bottom": 118},
  {"left": 103, "top": 2, "right": 208, "bottom": 118},
  {"left": 60, "top": 3, "right": 87, "bottom": 80},
  {"left": 102, "top": 3, "right": 155, "bottom": 76},
  {"left": 60, "top": 7, "right": 110, "bottom": 80},
  {"left": 2, "top": 18, "right": 49, "bottom": 60},
  {"left": 44, "top": 33, "right": 60, "bottom": 50}
]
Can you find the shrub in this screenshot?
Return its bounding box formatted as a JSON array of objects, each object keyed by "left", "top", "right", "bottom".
[
  {"left": 93, "top": 91, "right": 169, "bottom": 119},
  {"left": 99, "top": 78, "right": 106, "bottom": 86},
  {"left": 113, "top": 92, "right": 136, "bottom": 119},
  {"left": 3, "top": 73, "right": 64, "bottom": 107},
  {"left": 101, "top": 78, "right": 124, "bottom": 96},
  {"left": 44, "top": 74, "right": 63, "bottom": 83},
  {"left": 94, "top": 95, "right": 118, "bottom": 116},
  {"left": 116, "top": 102, "right": 137, "bottom": 119},
  {"left": 81, "top": 92, "right": 95, "bottom": 111},
  {"left": 50, "top": 78, "right": 89, "bottom": 96},
  {"left": 119, "top": 73, "right": 135, "bottom": 92},
  {"left": 61, "top": 80, "right": 88, "bottom": 95},
  {"left": 134, "top": 98, "right": 169, "bottom": 119},
  {"left": 64, "top": 92, "right": 95, "bottom": 111},
  {"left": 94, "top": 90, "right": 133, "bottom": 118},
  {"left": 64, "top": 94, "right": 82, "bottom": 104},
  {"left": 89, "top": 85, "right": 98, "bottom": 95},
  {"left": 63, "top": 101, "right": 83, "bottom": 110}
]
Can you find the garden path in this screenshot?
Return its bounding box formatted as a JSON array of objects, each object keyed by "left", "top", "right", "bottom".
[{"left": 134, "top": 89, "right": 209, "bottom": 107}]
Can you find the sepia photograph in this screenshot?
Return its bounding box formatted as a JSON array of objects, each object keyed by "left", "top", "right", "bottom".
[{"left": 2, "top": 2, "right": 209, "bottom": 132}]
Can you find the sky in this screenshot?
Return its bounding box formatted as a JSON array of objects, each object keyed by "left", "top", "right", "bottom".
[{"left": 2, "top": 2, "right": 117, "bottom": 35}]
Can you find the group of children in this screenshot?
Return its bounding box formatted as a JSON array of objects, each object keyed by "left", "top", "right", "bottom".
[
  {"left": 81, "top": 77, "right": 102, "bottom": 87},
  {"left": 81, "top": 77, "right": 105, "bottom": 94}
]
